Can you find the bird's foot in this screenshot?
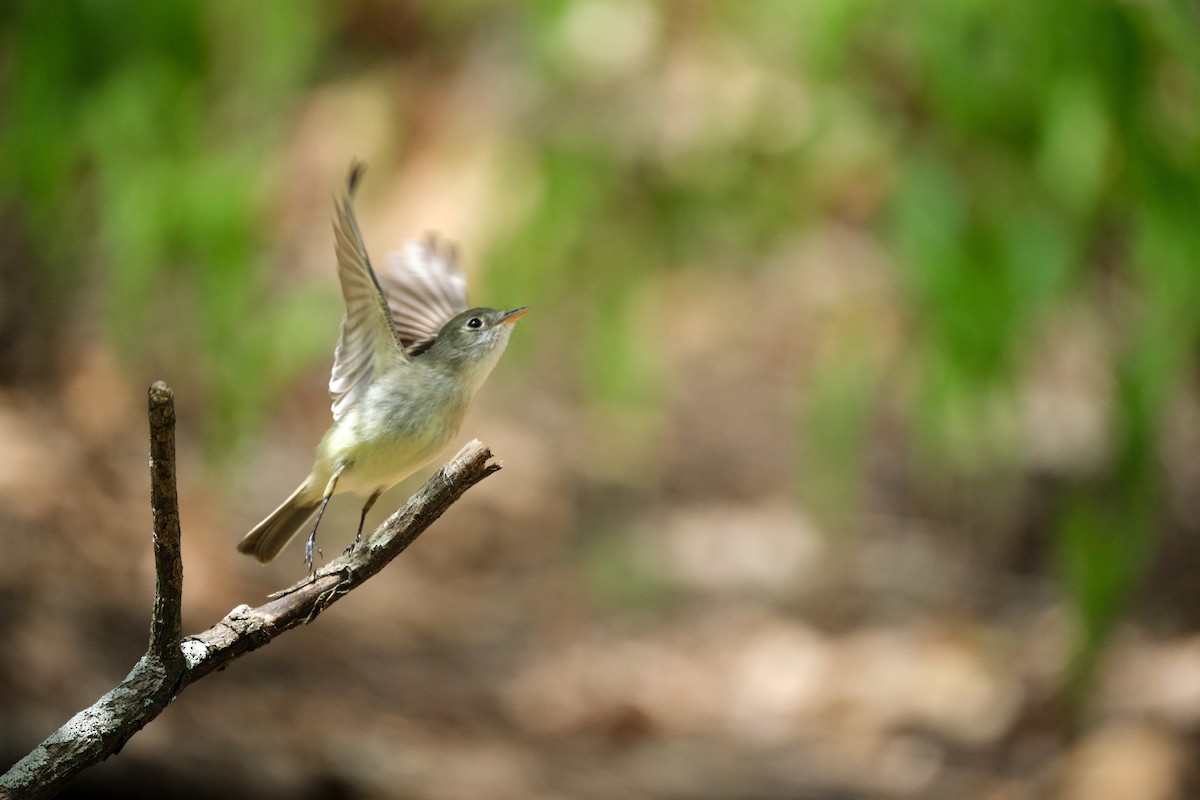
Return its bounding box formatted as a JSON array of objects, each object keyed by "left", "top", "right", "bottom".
[
  {"left": 303, "top": 531, "right": 323, "bottom": 573},
  {"left": 342, "top": 526, "right": 366, "bottom": 556}
]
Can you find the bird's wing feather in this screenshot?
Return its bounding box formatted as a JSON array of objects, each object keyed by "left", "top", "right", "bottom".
[
  {"left": 379, "top": 234, "right": 469, "bottom": 355},
  {"left": 328, "top": 163, "right": 407, "bottom": 422}
]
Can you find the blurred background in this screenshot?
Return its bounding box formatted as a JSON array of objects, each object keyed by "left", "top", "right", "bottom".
[{"left": 2, "top": 1, "right": 1199, "bottom": 798}]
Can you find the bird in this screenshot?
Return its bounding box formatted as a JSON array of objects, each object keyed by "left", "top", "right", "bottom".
[{"left": 237, "top": 163, "right": 526, "bottom": 568}]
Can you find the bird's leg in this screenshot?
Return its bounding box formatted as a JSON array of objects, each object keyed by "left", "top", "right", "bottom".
[
  {"left": 345, "top": 488, "right": 383, "bottom": 555},
  {"left": 304, "top": 497, "right": 331, "bottom": 572},
  {"left": 305, "top": 466, "right": 344, "bottom": 572}
]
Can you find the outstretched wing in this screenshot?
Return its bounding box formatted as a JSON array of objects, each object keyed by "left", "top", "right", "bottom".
[
  {"left": 378, "top": 233, "right": 469, "bottom": 356},
  {"left": 328, "top": 163, "right": 406, "bottom": 422}
]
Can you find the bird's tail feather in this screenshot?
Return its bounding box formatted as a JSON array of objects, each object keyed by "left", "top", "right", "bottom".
[{"left": 237, "top": 483, "right": 320, "bottom": 564}]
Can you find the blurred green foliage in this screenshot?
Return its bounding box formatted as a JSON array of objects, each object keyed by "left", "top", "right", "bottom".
[
  {"left": 818, "top": 0, "right": 1200, "bottom": 694},
  {"left": 488, "top": 0, "right": 1200, "bottom": 695},
  {"left": 0, "top": 0, "right": 328, "bottom": 453}
]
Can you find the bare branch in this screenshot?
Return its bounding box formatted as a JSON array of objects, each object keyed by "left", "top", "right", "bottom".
[
  {"left": 0, "top": 386, "right": 501, "bottom": 800},
  {"left": 181, "top": 438, "right": 500, "bottom": 682},
  {"left": 147, "top": 381, "right": 183, "bottom": 666}
]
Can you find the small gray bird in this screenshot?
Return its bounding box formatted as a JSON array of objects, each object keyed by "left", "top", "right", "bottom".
[{"left": 237, "top": 164, "right": 526, "bottom": 567}]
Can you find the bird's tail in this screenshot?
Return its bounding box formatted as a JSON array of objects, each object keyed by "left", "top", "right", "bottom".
[{"left": 237, "top": 483, "right": 321, "bottom": 564}]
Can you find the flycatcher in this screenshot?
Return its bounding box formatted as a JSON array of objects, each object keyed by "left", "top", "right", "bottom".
[{"left": 237, "top": 164, "right": 526, "bottom": 567}]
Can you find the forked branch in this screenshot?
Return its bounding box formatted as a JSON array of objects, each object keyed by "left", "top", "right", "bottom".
[{"left": 0, "top": 382, "right": 501, "bottom": 800}]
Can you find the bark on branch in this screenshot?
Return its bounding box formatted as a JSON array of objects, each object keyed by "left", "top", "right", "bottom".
[{"left": 0, "top": 382, "right": 502, "bottom": 800}]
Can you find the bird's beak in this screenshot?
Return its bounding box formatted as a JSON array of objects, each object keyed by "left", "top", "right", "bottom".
[{"left": 500, "top": 307, "right": 529, "bottom": 325}]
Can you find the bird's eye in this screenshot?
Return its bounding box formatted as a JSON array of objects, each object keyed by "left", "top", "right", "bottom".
[{"left": 466, "top": 317, "right": 483, "bottom": 329}]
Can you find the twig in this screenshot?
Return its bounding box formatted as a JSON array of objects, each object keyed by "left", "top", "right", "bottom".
[
  {"left": 0, "top": 386, "right": 502, "bottom": 800},
  {"left": 147, "top": 381, "right": 183, "bottom": 666}
]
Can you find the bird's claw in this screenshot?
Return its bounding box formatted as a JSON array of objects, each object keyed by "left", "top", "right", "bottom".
[{"left": 303, "top": 532, "right": 323, "bottom": 573}]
